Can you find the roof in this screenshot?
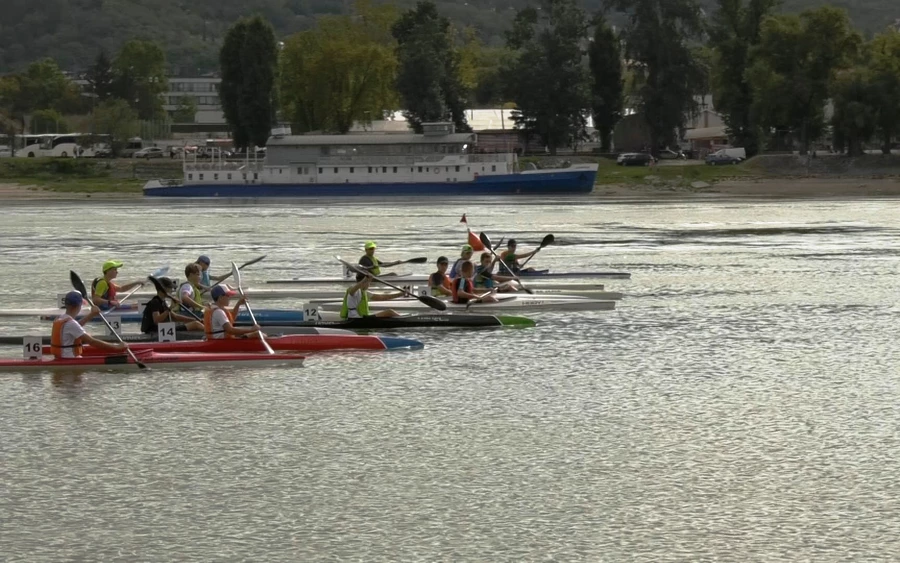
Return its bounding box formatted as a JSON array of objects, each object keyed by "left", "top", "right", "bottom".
[
  {"left": 684, "top": 126, "right": 728, "bottom": 141},
  {"left": 268, "top": 133, "right": 476, "bottom": 146}
]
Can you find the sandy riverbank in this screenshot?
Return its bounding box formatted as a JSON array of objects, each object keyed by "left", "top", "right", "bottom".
[{"left": 3, "top": 177, "right": 900, "bottom": 201}]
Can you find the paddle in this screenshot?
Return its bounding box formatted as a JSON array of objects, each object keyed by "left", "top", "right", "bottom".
[
  {"left": 201, "top": 255, "right": 267, "bottom": 295},
  {"left": 70, "top": 270, "right": 148, "bottom": 370},
  {"left": 478, "top": 232, "right": 535, "bottom": 295},
  {"left": 518, "top": 234, "right": 555, "bottom": 270},
  {"left": 106, "top": 266, "right": 169, "bottom": 314},
  {"left": 231, "top": 261, "right": 274, "bottom": 354},
  {"left": 148, "top": 276, "right": 203, "bottom": 322},
  {"left": 336, "top": 256, "right": 447, "bottom": 312},
  {"left": 465, "top": 289, "right": 498, "bottom": 311},
  {"left": 361, "top": 256, "right": 428, "bottom": 270}
]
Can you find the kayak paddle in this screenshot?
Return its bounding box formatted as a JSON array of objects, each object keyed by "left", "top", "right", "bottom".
[
  {"left": 517, "top": 234, "right": 555, "bottom": 270},
  {"left": 362, "top": 256, "right": 428, "bottom": 269},
  {"left": 70, "top": 270, "right": 148, "bottom": 370},
  {"left": 106, "top": 266, "right": 169, "bottom": 314},
  {"left": 148, "top": 275, "right": 203, "bottom": 322},
  {"left": 478, "top": 232, "right": 534, "bottom": 295},
  {"left": 231, "top": 261, "right": 274, "bottom": 354},
  {"left": 202, "top": 255, "right": 267, "bottom": 294},
  {"left": 336, "top": 256, "right": 447, "bottom": 312}
]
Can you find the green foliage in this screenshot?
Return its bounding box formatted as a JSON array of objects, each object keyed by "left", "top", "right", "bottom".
[
  {"left": 85, "top": 50, "right": 115, "bottom": 101},
  {"left": 588, "top": 15, "right": 624, "bottom": 152},
  {"left": 91, "top": 99, "right": 140, "bottom": 156},
  {"left": 708, "top": 0, "right": 780, "bottom": 157},
  {"left": 610, "top": 0, "right": 706, "bottom": 154},
  {"left": 172, "top": 96, "right": 198, "bottom": 124},
  {"left": 393, "top": 1, "right": 471, "bottom": 133},
  {"left": 459, "top": 28, "right": 513, "bottom": 108},
  {"left": 867, "top": 30, "right": 900, "bottom": 153},
  {"left": 112, "top": 40, "right": 169, "bottom": 120},
  {"left": 220, "top": 16, "right": 278, "bottom": 149},
  {"left": 30, "top": 109, "right": 69, "bottom": 134},
  {"left": 279, "top": 1, "right": 398, "bottom": 133},
  {"left": 747, "top": 6, "right": 860, "bottom": 153},
  {"left": 502, "top": 0, "right": 591, "bottom": 155},
  {"left": 830, "top": 67, "right": 877, "bottom": 156}
]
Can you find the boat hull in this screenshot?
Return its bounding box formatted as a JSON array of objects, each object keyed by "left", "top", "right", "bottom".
[
  {"left": 46, "top": 333, "right": 423, "bottom": 356},
  {"left": 143, "top": 168, "right": 597, "bottom": 198},
  {"left": 317, "top": 296, "right": 617, "bottom": 313},
  {"left": 0, "top": 351, "right": 306, "bottom": 373}
]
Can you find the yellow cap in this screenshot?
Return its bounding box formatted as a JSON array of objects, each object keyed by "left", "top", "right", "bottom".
[
  {"left": 102, "top": 260, "right": 124, "bottom": 273},
  {"left": 364, "top": 241, "right": 377, "bottom": 249}
]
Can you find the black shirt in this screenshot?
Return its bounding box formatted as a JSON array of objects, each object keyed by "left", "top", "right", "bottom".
[{"left": 141, "top": 295, "right": 170, "bottom": 334}]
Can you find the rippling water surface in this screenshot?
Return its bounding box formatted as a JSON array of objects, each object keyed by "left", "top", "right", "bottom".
[{"left": 2, "top": 196, "right": 899, "bottom": 561}]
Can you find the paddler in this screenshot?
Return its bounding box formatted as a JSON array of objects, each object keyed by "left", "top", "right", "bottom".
[
  {"left": 428, "top": 256, "right": 453, "bottom": 297},
  {"left": 91, "top": 260, "right": 144, "bottom": 311},
  {"left": 452, "top": 261, "right": 498, "bottom": 304},
  {"left": 340, "top": 272, "right": 405, "bottom": 319},
  {"left": 357, "top": 241, "right": 408, "bottom": 277},
  {"left": 141, "top": 276, "right": 204, "bottom": 335},
  {"left": 498, "top": 239, "right": 540, "bottom": 275},
  {"left": 204, "top": 284, "right": 261, "bottom": 339},
  {"left": 475, "top": 252, "right": 519, "bottom": 293},
  {"left": 178, "top": 263, "right": 206, "bottom": 317},
  {"left": 50, "top": 290, "right": 126, "bottom": 358},
  {"left": 197, "top": 255, "right": 212, "bottom": 288},
  {"left": 449, "top": 244, "right": 475, "bottom": 279}
]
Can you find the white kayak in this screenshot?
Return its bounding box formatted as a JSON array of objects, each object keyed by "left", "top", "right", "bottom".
[
  {"left": 316, "top": 295, "right": 617, "bottom": 313},
  {"left": 305, "top": 289, "right": 623, "bottom": 302},
  {"left": 266, "top": 273, "right": 630, "bottom": 285}
]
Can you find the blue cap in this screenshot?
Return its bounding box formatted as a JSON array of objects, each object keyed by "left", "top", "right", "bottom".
[
  {"left": 211, "top": 284, "right": 237, "bottom": 300},
  {"left": 64, "top": 291, "right": 84, "bottom": 307},
  {"left": 197, "top": 255, "right": 211, "bottom": 265}
]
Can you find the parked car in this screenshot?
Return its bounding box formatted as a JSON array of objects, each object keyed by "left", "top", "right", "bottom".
[
  {"left": 92, "top": 147, "right": 112, "bottom": 158},
  {"left": 658, "top": 148, "right": 686, "bottom": 160},
  {"left": 134, "top": 147, "right": 164, "bottom": 159},
  {"left": 616, "top": 152, "right": 656, "bottom": 166},
  {"left": 705, "top": 150, "right": 743, "bottom": 165},
  {"left": 0, "top": 145, "right": 11, "bottom": 158}
]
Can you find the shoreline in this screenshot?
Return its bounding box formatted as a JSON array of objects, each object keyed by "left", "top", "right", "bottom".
[{"left": 2, "top": 177, "right": 900, "bottom": 201}]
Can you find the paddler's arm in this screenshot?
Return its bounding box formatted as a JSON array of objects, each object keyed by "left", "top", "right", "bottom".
[
  {"left": 180, "top": 291, "right": 204, "bottom": 311},
  {"left": 369, "top": 291, "right": 405, "bottom": 301},
  {"left": 118, "top": 280, "right": 145, "bottom": 292},
  {"left": 517, "top": 248, "right": 540, "bottom": 260},
  {"left": 78, "top": 305, "right": 102, "bottom": 327},
  {"left": 81, "top": 334, "right": 127, "bottom": 352},
  {"left": 223, "top": 321, "right": 262, "bottom": 337}
]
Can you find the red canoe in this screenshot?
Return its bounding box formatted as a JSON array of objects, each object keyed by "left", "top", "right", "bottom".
[
  {"left": 43, "top": 334, "right": 423, "bottom": 357},
  {"left": 0, "top": 350, "right": 306, "bottom": 372}
]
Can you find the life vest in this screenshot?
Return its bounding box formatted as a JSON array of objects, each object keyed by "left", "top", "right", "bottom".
[
  {"left": 500, "top": 251, "right": 519, "bottom": 274},
  {"left": 429, "top": 272, "right": 451, "bottom": 296},
  {"left": 204, "top": 305, "right": 235, "bottom": 339},
  {"left": 474, "top": 265, "right": 494, "bottom": 288},
  {"left": 452, "top": 277, "right": 474, "bottom": 303},
  {"left": 179, "top": 281, "right": 204, "bottom": 313},
  {"left": 340, "top": 288, "right": 369, "bottom": 319},
  {"left": 50, "top": 316, "right": 83, "bottom": 358},
  {"left": 92, "top": 277, "right": 117, "bottom": 308},
  {"left": 362, "top": 255, "right": 381, "bottom": 276},
  {"left": 450, "top": 258, "right": 467, "bottom": 279}
]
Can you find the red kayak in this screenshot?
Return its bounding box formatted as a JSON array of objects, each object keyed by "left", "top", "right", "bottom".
[
  {"left": 0, "top": 350, "right": 306, "bottom": 372},
  {"left": 43, "top": 334, "right": 423, "bottom": 357}
]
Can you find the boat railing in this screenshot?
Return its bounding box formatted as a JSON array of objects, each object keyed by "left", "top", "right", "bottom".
[
  {"left": 296, "top": 152, "right": 513, "bottom": 167},
  {"left": 183, "top": 161, "right": 263, "bottom": 172}
]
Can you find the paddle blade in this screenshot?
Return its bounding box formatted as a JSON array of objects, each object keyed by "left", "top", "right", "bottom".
[
  {"left": 69, "top": 271, "right": 88, "bottom": 298},
  {"left": 148, "top": 275, "right": 167, "bottom": 295},
  {"left": 231, "top": 261, "right": 243, "bottom": 291},
  {"left": 417, "top": 294, "right": 447, "bottom": 311},
  {"left": 151, "top": 266, "right": 170, "bottom": 278},
  {"left": 405, "top": 257, "right": 428, "bottom": 264},
  {"left": 479, "top": 232, "right": 492, "bottom": 248},
  {"left": 239, "top": 254, "right": 267, "bottom": 269},
  {"left": 540, "top": 234, "right": 555, "bottom": 248}
]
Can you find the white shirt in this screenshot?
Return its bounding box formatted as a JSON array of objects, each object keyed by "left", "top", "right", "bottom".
[
  {"left": 179, "top": 282, "right": 196, "bottom": 302},
  {"left": 56, "top": 315, "right": 86, "bottom": 358},
  {"left": 210, "top": 306, "right": 230, "bottom": 339},
  {"left": 345, "top": 289, "right": 365, "bottom": 319}
]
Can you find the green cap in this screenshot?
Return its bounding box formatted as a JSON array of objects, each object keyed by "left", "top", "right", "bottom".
[
  {"left": 102, "top": 260, "right": 124, "bottom": 273},
  {"left": 364, "top": 241, "right": 377, "bottom": 249}
]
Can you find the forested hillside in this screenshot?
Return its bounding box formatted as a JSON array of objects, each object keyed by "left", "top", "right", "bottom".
[{"left": 1, "top": 0, "right": 896, "bottom": 74}]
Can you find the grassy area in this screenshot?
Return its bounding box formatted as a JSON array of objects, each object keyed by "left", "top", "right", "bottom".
[
  {"left": 594, "top": 158, "right": 757, "bottom": 186},
  {"left": 0, "top": 158, "right": 144, "bottom": 193}
]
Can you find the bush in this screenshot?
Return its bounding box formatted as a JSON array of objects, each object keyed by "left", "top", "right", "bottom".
[{"left": 0, "top": 158, "right": 107, "bottom": 178}]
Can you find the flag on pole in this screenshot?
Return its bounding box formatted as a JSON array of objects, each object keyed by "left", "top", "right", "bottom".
[{"left": 460, "top": 213, "right": 467, "bottom": 224}]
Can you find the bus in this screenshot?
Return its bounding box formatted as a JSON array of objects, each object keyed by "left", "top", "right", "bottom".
[
  {"left": 16, "top": 134, "right": 55, "bottom": 157},
  {"left": 15, "top": 134, "right": 112, "bottom": 158}
]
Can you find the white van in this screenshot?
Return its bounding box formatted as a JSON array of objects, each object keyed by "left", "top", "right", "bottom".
[{"left": 713, "top": 147, "right": 746, "bottom": 160}]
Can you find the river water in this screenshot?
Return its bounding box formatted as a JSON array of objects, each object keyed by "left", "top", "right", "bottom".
[{"left": 1, "top": 196, "right": 899, "bottom": 561}]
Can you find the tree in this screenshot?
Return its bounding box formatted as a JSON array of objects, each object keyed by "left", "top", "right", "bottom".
[
  {"left": 608, "top": 0, "right": 706, "bottom": 156},
  {"left": 708, "top": 0, "right": 780, "bottom": 158},
  {"left": 459, "top": 28, "right": 513, "bottom": 108},
  {"left": 868, "top": 30, "right": 900, "bottom": 154},
  {"left": 830, "top": 66, "right": 877, "bottom": 156},
  {"left": 172, "top": 96, "right": 198, "bottom": 123},
  {"left": 86, "top": 50, "right": 116, "bottom": 101},
  {"left": 502, "top": 0, "right": 591, "bottom": 154},
  {"left": 220, "top": 15, "right": 278, "bottom": 150},
  {"left": 30, "top": 109, "right": 68, "bottom": 133},
  {"left": 279, "top": 1, "right": 398, "bottom": 133},
  {"left": 113, "top": 39, "right": 168, "bottom": 120},
  {"left": 747, "top": 7, "right": 860, "bottom": 154},
  {"left": 91, "top": 99, "right": 140, "bottom": 156},
  {"left": 392, "top": 1, "right": 470, "bottom": 133},
  {"left": 588, "top": 15, "right": 624, "bottom": 152}
]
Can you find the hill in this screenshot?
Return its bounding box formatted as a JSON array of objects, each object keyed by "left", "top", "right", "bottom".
[{"left": 1, "top": 0, "right": 896, "bottom": 74}]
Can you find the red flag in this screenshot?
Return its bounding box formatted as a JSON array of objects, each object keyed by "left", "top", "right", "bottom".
[{"left": 460, "top": 213, "right": 467, "bottom": 224}]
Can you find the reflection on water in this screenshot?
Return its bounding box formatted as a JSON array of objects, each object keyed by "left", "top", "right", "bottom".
[{"left": 1, "top": 197, "right": 899, "bottom": 561}]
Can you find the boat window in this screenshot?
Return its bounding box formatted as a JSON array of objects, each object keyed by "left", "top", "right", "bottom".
[
  {"left": 418, "top": 167, "right": 422, "bottom": 173},
  {"left": 253, "top": 173, "right": 258, "bottom": 180},
  {"left": 368, "top": 167, "right": 372, "bottom": 173},
  {"left": 297, "top": 167, "right": 302, "bottom": 174},
  {"left": 227, "top": 173, "right": 232, "bottom": 180},
  {"left": 199, "top": 174, "right": 204, "bottom": 180},
  {"left": 334, "top": 167, "right": 338, "bottom": 173},
  {"left": 455, "top": 165, "right": 460, "bottom": 172},
  {"left": 382, "top": 167, "right": 387, "bottom": 173},
  {"left": 350, "top": 167, "right": 354, "bottom": 173},
  {"left": 188, "top": 174, "right": 193, "bottom": 180},
  {"left": 243, "top": 173, "right": 247, "bottom": 180},
  {"left": 492, "top": 165, "right": 496, "bottom": 172},
  {"left": 318, "top": 168, "right": 323, "bottom": 174},
  {"left": 393, "top": 167, "right": 397, "bottom": 173}
]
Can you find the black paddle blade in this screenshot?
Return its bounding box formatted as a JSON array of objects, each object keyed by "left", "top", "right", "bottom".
[
  {"left": 239, "top": 254, "right": 267, "bottom": 269},
  {"left": 148, "top": 275, "right": 166, "bottom": 294},
  {"left": 479, "top": 232, "right": 492, "bottom": 248},
  {"left": 406, "top": 257, "right": 428, "bottom": 264},
  {"left": 70, "top": 271, "right": 88, "bottom": 297},
  {"left": 418, "top": 294, "right": 447, "bottom": 311},
  {"left": 541, "top": 234, "right": 555, "bottom": 247}
]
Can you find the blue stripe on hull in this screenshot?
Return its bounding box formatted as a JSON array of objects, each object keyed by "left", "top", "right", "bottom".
[
  {"left": 85, "top": 310, "right": 307, "bottom": 324},
  {"left": 144, "top": 170, "right": 596, "bottom": 197}
]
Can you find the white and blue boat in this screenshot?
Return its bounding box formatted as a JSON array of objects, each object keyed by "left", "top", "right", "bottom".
[{"left": 143, "top": 123, "right": 598, "bottom": 197}]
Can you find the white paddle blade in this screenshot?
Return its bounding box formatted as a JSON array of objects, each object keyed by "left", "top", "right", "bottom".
[{"left": 231, "top": 261, "right": 243, "bottom": 293}]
